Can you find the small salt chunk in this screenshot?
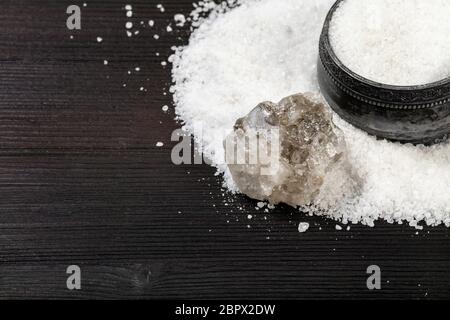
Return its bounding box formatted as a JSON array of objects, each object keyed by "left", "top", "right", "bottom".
[
  {"left": 257, "top": 202, "right": 266, "bottom": 208},
  {"left": 336, "top": 225, "right": 343, "bottom": 231},
  {"left": 174, "top": 14, "right": 186, "bottom": 27},
  {"left": 126, "top": 22, "right": 133, "bottom": 29},
  {"left": 103, "top": 60, "right": 108, "bottom": 65},
  {"left": 125, "top": 5, "right": 132, "bottom": 11},
  {"left": 162, "top": 105, "right": 169, "bottom": 112},
  {"left": 157, "top": 4, "right": 165, "bottom": 12},
  {"left": 149, "top": 20, "right": 155, "bottom": 27},
  {"left": 96, "top": 37, "right": 103, "bottom": 43},
  {"left": 156, "top": 142, "right": 164, "bottom": 147},
  {"left": 298, "top": 222, "right": 310, "bottom": 233}
]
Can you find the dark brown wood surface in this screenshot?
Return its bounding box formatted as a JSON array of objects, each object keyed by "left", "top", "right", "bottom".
[{"left": 0, "top": 0, "right": 449, "bottom": 300}]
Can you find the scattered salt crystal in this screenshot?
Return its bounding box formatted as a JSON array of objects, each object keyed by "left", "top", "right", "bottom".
[
  {"left": 149, "top": 20, "right": 155, "bottom": 27},
  {"left": 257, "top": 202, "right": 265, "bottom": 209},
  {"left": 162, "top": 105, "right": 169, "bottom": 112},
  {"left": 247, "top": 215, "right": 253, "bottom": 220},
  {"left": 157, "top": 4, "right": 165, "bottom": 13},
  {"left": 154, "top": 34, "right": 160, "bottom": 40},
  {"left": 127, "top": 31, "right": 132, "bottom": 37},
  {"left": 166, "top": 25, "right": 173, "bottom": 32},
  {"left": 103, "top": 60, "right": 108, "bottom": 65},
  {"left": 336, "top": 225, "right": 343, "bottom": 231},
  {"left": 126, "top": 11, "right": 133, "bottom": 18},
  {"left": 174, "top": 14, "right": 186, "bottom": 27},
  {"left": 156, "top": 142, "right": 164, "bottom": 147},
  {"left": 126, "top": 22, "right": 133, "bottom": 29},
  {"left": 135, "top": 67, "right": 140, "bottom": 72},
  {"left": 298, "top": 222, "right": 310, "bottom": 233},
  {"left": 96, "top": 37, "right": 103, "bottom": 43},
  {"left": 125, "top": 4, "right": 132, "bottom": 11}
]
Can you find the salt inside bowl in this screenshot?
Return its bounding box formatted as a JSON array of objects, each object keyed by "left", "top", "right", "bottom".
[{"left": 318, "top": 0, "right": 450, "bottom": 144}]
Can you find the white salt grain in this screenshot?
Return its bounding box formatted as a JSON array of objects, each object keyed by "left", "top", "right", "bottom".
[
  {"left": 126, "top": 22, "right": 133, "bottom": 29},
  {"left": 171, "top": 0, "right": 450, "bottom": 227},
  {"left": 157, "top": 4, "right": 165, "bottom": 13},
  {"left": 156, "top": 142, "right": 164, "bottom": 147},
  {"left": 298, "top": 222, "right": 310, "bottom": 233},
  {"left": 329, "top": 0, "right": 450, "bottom": 86},
  {"left": 257, "top": 202, "right": 266, "bottom": 209},
  {"left": 96, "top": 37, "right": 103, "bottom": 43},
  {"left": 174, "top": 14, "right": 186, "bottom": 27}
]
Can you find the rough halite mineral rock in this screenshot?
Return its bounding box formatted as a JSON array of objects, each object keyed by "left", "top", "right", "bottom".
[{"left": 225, "top": 93, "right": 360, "bottom": 209}]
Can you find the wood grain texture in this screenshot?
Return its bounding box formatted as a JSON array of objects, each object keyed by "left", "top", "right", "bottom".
[{"left": 0, "top": 0, "right": 449, "bottom": 300}]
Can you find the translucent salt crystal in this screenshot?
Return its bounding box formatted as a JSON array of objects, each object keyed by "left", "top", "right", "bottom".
[{"left": 225, "top": 93, "right": 360, "bottom": 209}]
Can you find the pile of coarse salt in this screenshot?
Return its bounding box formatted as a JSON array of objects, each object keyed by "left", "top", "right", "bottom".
[
  {"left": 170, "top": 0, "right": 450, "bottom": 228},
  {"left": 329, "top": 0, "right": 450, "bottom": 86}
]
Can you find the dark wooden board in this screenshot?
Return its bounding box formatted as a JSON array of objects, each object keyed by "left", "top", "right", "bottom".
[{"left": 0, "top": 0, "right": 449, "bottom": 300}]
